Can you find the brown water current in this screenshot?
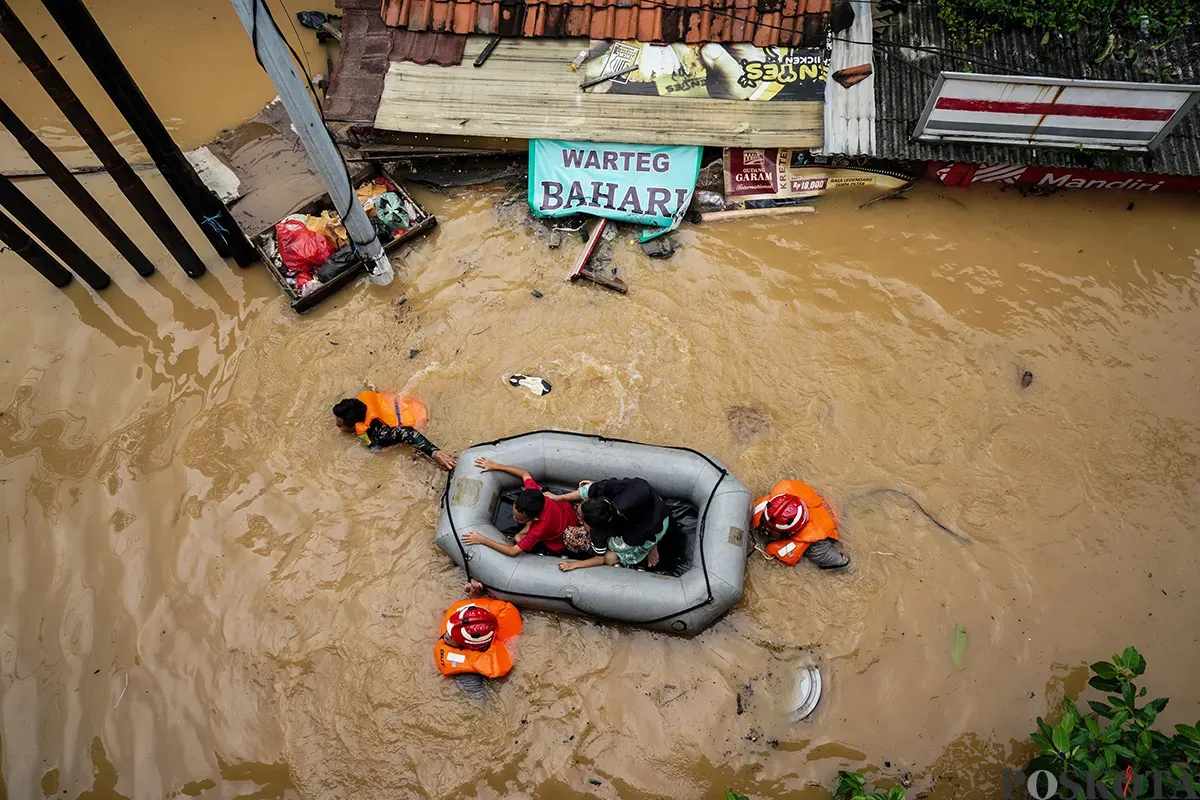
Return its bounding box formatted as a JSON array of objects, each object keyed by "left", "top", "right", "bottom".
[{"left": 1, "top": 2, "right": 1200, "bottom": 798}]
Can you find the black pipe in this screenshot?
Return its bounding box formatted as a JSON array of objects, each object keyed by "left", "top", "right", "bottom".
[
  {"left": 41, "top": 0, "right": 258, "bottom": 268},
  {"left": 0, "top": 96, "right": 156, "bottom": 278},
  {"left": 0, "top": 0, "right": 207, "bottom": 278},
  {"left": 0, "top": 173, "right": 110, "bottom": 289},
  {"left": 0, "top": 207, "right": 72, "bottom": 287}
]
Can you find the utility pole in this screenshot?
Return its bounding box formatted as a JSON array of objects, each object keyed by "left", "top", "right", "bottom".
[
  {"left": 41, "top": 0, "right": 259, "bottom": 267},
  {"left": 226, "top": 0, "right": 393, "bottom": 285}
]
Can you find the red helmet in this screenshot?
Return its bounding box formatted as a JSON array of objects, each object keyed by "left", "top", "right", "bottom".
[
  {"left": 446, "top": 604, "right": 498, "bottom": 651},
  {"left": 758, "top": 493, "right": 810, "bottom": 534}
]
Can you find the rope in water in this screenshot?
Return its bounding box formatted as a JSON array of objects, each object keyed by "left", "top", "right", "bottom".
[{"left": 850, "top": 488, "right": 973, "bottom": 545}]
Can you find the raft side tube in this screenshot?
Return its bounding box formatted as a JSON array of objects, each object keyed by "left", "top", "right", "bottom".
[{"left": 435, "top": 431, "right": 751, "bottom": 635}]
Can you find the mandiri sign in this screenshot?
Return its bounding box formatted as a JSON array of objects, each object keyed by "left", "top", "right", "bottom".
[{"left": 528, "top": 139, "right": 703, "bottom": 228}]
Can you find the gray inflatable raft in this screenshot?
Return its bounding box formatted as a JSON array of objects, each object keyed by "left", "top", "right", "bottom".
[{"left": 435, "top": 431, "right": 752, "bottom": 636}]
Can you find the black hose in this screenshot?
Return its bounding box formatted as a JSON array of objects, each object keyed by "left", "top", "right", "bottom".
[{"left": 849, "top": 488, "right": 973, "bottom": 545}]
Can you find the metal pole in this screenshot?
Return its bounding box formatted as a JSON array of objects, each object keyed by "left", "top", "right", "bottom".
[
  {"left": 0, "top": 174, "right": 110, "bottom": 289},
  {"left": 0, "top": 0, "right": 207, "bottom": 279},
  {"left": 0, "top": 96, "right": 156, "bottom": 278},
  {"left": 226, "top": 0, "right": 393, "bottom": 285},
  {"left": 0, "top": 206, "right": 72, "bottom": 287},
  {"left": 40, "top": 0, "right": 259, "bottom": 268}
]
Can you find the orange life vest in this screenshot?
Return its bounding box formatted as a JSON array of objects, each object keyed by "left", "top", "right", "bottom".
[
  {"left": 433, "top": 598, "right": 522, "bottom": 679},
  {"left": 753, "top": 479, "right": 839, "bottom": 566},
  {"left": 353, "top": 391, "right": 427, "bottom": 445}
]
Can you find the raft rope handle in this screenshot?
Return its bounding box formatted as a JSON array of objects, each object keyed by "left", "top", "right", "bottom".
[{"left": 442, "top": 429, "right": 730, "bottom": 627}]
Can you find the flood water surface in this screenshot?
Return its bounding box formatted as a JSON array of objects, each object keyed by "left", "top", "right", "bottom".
[{"left": 3, "top": 173, "right": 1199, "bottom": 799}]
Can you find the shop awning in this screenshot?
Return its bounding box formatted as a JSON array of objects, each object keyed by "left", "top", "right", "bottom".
[{"left": 374, "top": 37, "right": 824, "bottom": 148}]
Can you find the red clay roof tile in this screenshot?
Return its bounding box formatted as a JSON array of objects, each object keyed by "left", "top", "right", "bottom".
[
  {"left": 326, "top": 5, "right": 468, "bottom": 121},
  {"left": 378, "top": 0, "right": 829, "bottom": 45}
]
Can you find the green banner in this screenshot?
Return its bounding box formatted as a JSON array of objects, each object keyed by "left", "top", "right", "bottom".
[{"left": 528, "top": 139, "right": 703, "bottom": 228}]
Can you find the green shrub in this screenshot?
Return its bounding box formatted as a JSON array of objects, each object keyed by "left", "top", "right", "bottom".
[
  {"left": 1027, "top": 646, "right": 1200, "bottom": 797},
  {"left": 936, "top": 0, "right": 1198, "bottom": 53}
]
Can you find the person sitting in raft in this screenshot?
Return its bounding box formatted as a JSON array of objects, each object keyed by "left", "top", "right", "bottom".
[
  {"left": 332, "top": 389, "right": 456, "bottom": 471},
  {"left": 554, "top": 478, "right": 670, "bottom": 572},
  {"left": 461, "top": 458, "right": 579, "bottom": 556},
  {"left": 434, "top": 580, "right": 522, "bottom": 682},
  {"left": 753, "top": 479, "right": 850, "bottom": 569}
]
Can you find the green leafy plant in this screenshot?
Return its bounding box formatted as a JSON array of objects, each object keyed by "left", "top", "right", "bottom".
[
  {"left": 935, "top": 0, "right": 1198, "bottom": 66},
  {"left": 1027, "top": 647, "right": 1200, "bottom": 798},
  {"left": 834, "top": 771, "right": 906, "bottom": 800}
]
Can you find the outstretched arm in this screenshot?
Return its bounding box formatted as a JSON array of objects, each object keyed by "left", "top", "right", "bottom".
[
  {"left": 367, "top": 420, "right": 456, "bottom": 470},
  {"left": 553, "top": 480, "right": 595, "bottom": 504},
  {"left": 462, "top": 529, "right": 525, "bottom": 557},
  {"left": 474, "top": 458, "right": 532, "bottom": 481},
  {"left": 559, "top": 556, "right": 606, "bottom": 571}
]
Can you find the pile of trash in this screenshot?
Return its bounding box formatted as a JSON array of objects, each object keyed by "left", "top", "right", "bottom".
[{"left": 259, "top": 177, "right": 421, "bottom": 298}]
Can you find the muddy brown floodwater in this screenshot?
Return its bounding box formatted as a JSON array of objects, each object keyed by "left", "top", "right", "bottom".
[{"left": 2, "top": 3, "right": 1200, "bottom": 799}]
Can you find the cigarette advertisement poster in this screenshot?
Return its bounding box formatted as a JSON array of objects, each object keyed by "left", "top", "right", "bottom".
[
  {"left": 529, "top": 139, "right": 703, "bottom": 228},
  {"left": 723, "top": 148, "right": 914, "bottom": 201},
  {"left": 580, "top": 42, "right": 826, "bottom": 102}
]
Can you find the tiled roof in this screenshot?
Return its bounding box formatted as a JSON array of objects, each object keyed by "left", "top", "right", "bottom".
[
  {"left": 380, "top": 0, "right": 831, "bottom": 47},
  {"left": 326, "top": 2, "right": 465, "bottom": 122}
]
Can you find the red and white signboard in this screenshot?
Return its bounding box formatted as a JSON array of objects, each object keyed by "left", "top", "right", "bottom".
[
  {"left": 929, "top": 161, "right": 1200, "bottom": 193},
  {"left": 914, "top": 72, "right": 1200, "bottom": 151}
]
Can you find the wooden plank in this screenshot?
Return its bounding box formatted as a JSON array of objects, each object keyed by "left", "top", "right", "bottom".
[
  {"left": 375, "top": 36, "right": 824, "bottom": 148},
  {"left": 567, "top": 218, "right": 606, "bottom": 279},
  {"left": 700, "top": 205, "right": 816, "bottom": 222}
]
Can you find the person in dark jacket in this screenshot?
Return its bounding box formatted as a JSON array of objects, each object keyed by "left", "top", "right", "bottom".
[
  {"left": 332, "top": 391, "right": 456, "bottom": 471},
  {"left": 553, "top": 477, "right": 670, "bottom": 570}
]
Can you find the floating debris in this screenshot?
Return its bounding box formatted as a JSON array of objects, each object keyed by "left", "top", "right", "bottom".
[
  {"left": 509, "top": 374, "right": 552, "bottom": 396},
  {"left": 789, "top": 664, "right": 823, "bottom": 722},
  {"left": 640, "top": 235, "right": 677, "bottom": 259},
  {"left": 951, "top": 624, "right": 967, "bottom": 666},
  {"left": 1021, "top": 370, "right": 1033, "bottom": 388}
]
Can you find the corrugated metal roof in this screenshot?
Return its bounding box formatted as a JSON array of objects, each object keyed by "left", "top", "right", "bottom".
[
  {"left": 870, "top": 3, "right": 1200, "bottom": 174},
  {"left": 381, "top": 0, "right": 830, "bottom": 46},
  {"left": 821, "top": 0, "right": 874, "bottom": 155},
  {"left": 374, "top": 36, "right": 825, "bottom": 146},
  {"left": 325, "top": 4, "right": 465, "bottom": 122}
]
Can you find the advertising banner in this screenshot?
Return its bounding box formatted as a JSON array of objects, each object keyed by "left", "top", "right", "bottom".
[
  {"left": 724, "top": 149, "right": 914, "bottom": 201},
  {"left": 931, "top": 161, "right": 1200, "bottom": 193},
  {"left": 580, "top": 42, "right": 826, "bottom": 102},
  {"left": 529, "top": 139, "right": 703, "bottom": 227}
]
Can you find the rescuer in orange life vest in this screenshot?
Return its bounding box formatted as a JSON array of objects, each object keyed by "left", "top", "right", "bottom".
[
  {"left": 753, "top": 479, "right": 850, "bottom": 569},
  {"left": 434, "top": 581, "right": 522, "bottom": 699},
  {"left": 332, "top": 390, "right": 457, "bottom": 471}
]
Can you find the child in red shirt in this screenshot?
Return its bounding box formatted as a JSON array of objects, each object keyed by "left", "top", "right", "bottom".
[{"left": 461, "top": 458, "right": 580, "bottom": 556}]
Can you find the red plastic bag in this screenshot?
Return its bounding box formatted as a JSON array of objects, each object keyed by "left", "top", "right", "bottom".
[{"left": 275, "top": 219, "right": 333, "bottom": 273}]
